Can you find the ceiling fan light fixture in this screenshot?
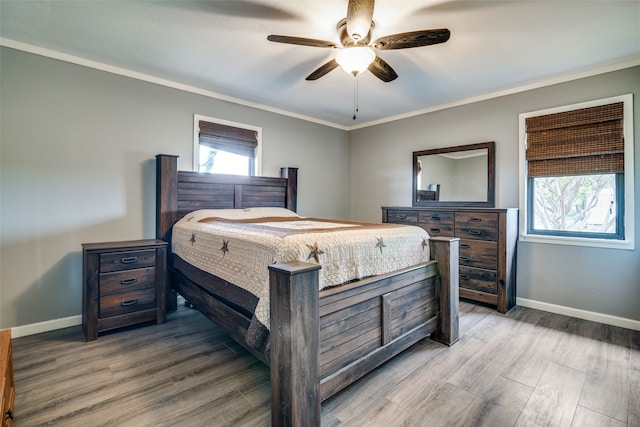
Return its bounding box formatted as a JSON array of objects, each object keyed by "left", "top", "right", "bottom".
[{"left": 335, "top": 46, "right": 376, "bottom": 76}]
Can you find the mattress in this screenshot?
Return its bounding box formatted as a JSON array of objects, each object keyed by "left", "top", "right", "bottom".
[{"left": 172, "top": 207, "right": 431, "bottom": 330}]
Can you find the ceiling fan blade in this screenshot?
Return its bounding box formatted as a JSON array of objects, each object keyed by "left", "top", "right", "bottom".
[
  {"left": 368, "top": 56, "right": 398, "bottom": 82},
  {"left": 305, "top": 59, "right": 340, "bottom": 80},
  {"left": 346, "top": 0, "right": 375, "bottom": 41},
  {"left": 267, "top": 35, "right": 336, "bottom": 48},
  {"left": 373, "top": 28, "right": 450, "bottom": 50}
]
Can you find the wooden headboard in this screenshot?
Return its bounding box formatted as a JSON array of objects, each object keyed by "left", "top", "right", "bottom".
[{"left": 155, "top": 154, "right": 298, "bottom": 244}]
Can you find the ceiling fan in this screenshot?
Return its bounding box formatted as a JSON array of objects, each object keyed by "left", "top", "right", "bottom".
[{"left": 267, "top": 0, "right": 450, "bottom": 82}]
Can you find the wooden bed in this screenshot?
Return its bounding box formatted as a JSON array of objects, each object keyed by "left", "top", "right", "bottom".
[{"left": 155, "top": 154, "right": 460, "bottom": 426}]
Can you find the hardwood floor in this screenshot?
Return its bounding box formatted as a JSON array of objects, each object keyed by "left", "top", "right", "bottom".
[{"left": 11, "top": 300, "right": 640, "bottom": 426}]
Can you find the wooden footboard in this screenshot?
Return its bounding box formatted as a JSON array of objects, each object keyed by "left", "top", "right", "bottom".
[{"left": 268, "top": 236, "right": 459, "bottom": 427}]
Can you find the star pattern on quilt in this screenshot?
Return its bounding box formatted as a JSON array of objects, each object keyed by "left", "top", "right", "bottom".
[
  {"left": 375, "top": 237, "right": 386, "bottom": 253},
  {"left": 422, "top": 237, "right": 429, "bottom": 251},
  {"left": 220, "top": 239, "right": 229, "bottom": 257},
  {"left": 306, "top": 242, "right": 325, "bottom": 263},
  {"left": 190, "top": 233, "right": 196, "bottom": 246}
]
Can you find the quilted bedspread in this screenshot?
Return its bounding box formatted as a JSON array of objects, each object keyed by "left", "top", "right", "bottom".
[{"left": 172, "top": 208, "right": 431, "bottom": 330}]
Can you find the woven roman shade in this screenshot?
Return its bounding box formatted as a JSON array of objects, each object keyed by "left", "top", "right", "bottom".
[
  {"left": 525, "top": 102, "right": 624, "bottom": 177},
  {"left": 199, "top": 120, "right": 258, "bottom": 158}
]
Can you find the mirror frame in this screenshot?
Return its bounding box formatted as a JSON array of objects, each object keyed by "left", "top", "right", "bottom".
[{"left": 412, "top": 141, "right": 495, "bottom": 208}]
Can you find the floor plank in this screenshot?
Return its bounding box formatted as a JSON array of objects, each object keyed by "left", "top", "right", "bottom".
[
  {"left": 515, "top": 362, "right": 585, "bottom": 427},
  {"left": 573, "top": 406, "right": 627, "bottom": 427}
]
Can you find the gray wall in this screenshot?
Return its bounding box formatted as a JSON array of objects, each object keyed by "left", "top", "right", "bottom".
[
  {"left": 349, "top": 66, "right": 640, "bottom": 322},
  {"left": 0, "top": 47, "right": 349, "bottom": 328},
  {"left": 2, "top": 45, "right": 638, "bottom": 330}
]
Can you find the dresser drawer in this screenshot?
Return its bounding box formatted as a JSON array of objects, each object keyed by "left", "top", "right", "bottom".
[
  {"left": 100, "top": 249, "right": 157, "bottom": 273},
  {"left": 455, "top": 212, "right": 499, "bottom": 241},
  {"left": 100, "top": 267, "right": 156, "bottom": 297},
  {"left": 100, "top": 288, "right": 156, "bottom": 318},
  {"left": 459, "top": 239, "right": 497, "bottom": 270},
  {"left": 418, "top": 211, "right": 454, "bottom": 236},
  {"left": 459, "top": 266, "right": 497, "bottom": 294},
  {"left": 385, "top": 210, "right": 418, "bottom": 225}
]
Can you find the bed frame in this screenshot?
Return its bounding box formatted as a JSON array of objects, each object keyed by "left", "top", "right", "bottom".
[{"left": 155, "top": 154, "right": 459, "bottom": 426}]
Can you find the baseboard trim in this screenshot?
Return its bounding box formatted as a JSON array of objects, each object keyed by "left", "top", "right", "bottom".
[
  {"left": 9, "top": 315, "right": 82, "bottom": 339},
  {"left": 516, "top": 297, "right": 640, "bottom": 331},
  {"left": 8, "top": 299, "right": 640, "bottom": 337}
]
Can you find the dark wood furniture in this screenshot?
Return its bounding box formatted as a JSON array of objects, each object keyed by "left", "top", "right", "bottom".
[
  {"left": 413, "top": 141, "right": 495, "bottom": 208},
  {"left": 383, "top": 206, "right": 517, "bottom": 314},
  {"left": 82, "top": 239, "right": 168, "bottom": 341},
  {"left": 417, "top": 184, "right": 440, "bottom": 201},
  {"left": 156, "top": 154, "right": 460, "bottom": 426},
  {"left": 0, "top": 329, "right": 14, "bottom": 427}
]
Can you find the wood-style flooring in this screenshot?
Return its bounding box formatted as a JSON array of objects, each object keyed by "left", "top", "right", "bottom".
[{"left": 10, "top": 300, "right": 640, "bottom": 426}]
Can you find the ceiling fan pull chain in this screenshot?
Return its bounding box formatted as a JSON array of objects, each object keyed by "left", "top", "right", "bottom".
[{"left": 353, "top": 72, "right": 359, "bottom": 120}]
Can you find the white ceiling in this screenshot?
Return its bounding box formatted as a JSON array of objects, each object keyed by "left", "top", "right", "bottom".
[{"left": 1, "top": 0, "right": 639, "bottom": 129}]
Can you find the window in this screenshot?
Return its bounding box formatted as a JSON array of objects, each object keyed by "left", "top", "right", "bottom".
[
  {"left": 519, "top": 94, "right": 634, "bottom": 249},
  {"left": 193, "top": 115, "right": 261, "bottom": 176}
]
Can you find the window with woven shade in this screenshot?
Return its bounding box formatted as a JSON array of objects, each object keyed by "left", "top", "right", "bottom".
[
  {"left": 519, "top": 94, "right": 634, "bottom": 247},
  {"left": 193, "top": 115, "right": 261, "bottom": 176}
]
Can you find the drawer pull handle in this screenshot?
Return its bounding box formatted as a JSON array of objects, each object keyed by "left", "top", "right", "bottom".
[
  {"left": 120, "top": 278, "right": 137, "bottom": 285},
  {"left": 460, "top": 274, "right": 470, "bottom": 280},
  {"left": 121, "top": 299, "right": 138, "bottom": 306},
  {"left": 460, "top": 244, "right": 470, "bottom": 248},
  {"left": 468, "top": 230, "right": 482, "bottom": 235},
  {"left": 469, "top": 217, "right": 482, "bottom": 222},
  {"left": 460, "top": 256, "right": 470, "bottom": 261},
  {"left": 6, "top": 409, "right": 13, "bottom": 421},
  {"left": 430, "top": 215, "right": 441, "bottom": 220},
  {"left": 430, "top": 228, "right": 441, "bottom": 233},
  {"left": 121, "top": 256, "right": 138, "bottom": 264},
  {"left": 396, "top": 214, "right": 407, "bottom": 219}
]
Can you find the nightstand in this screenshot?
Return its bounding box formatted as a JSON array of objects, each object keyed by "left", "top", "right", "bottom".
[{"left": 82, "top": 239, "right": 167, "bottom": 341}]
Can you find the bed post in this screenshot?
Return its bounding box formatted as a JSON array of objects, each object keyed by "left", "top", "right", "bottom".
[
  {"left": 156, "top": 154, "right": 179, "bottom": 312},
  {"left": 280, "top": 167, "right": 298, "bottom": 213},
  {"left": 156, "top": 154, "right": 179, "bottom": 243},
  {"left": 429, "top": 236, "right": 460, "bottom": 346},
  {"left": 268, "top": 261, "right": 321, "bottom": 427}
]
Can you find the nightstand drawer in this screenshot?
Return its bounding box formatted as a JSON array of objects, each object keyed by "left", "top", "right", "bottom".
[
  {"left": 459, "top": 239, "right": 497, "bottom": 270},
  {"left": 100, "top": 249, "right": 156, "bottom": 273},
  {"left": 455, "top": 212, "right": 499, "bottom": 241},
  {"left": 418, "top": 210, "right": 454, "bottom": 236},
  {"left": 100, "top": 288, "right": 156, "bottom": 318},
  {"left": 385, "top": 210, "right": 418, "bottom": 225},
  {"left": 459, "top": 266, "right": 497, "bottom": 294},
  {"left": 100, "top": 268, "right": 156, "bottom": 297}
]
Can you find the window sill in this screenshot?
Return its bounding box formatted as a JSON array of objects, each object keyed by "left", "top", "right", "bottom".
[{"left": 519, "top": 233, "right": 634, "bottom": 250}]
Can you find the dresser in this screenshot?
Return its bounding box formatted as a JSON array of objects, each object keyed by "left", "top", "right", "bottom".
[
  {"left": 0, "top": 329, "right": 14, "bottom": 427},
  {"left": 82, "top": 239, "right": 168, "bottom": 341},
  {"left": 382, "top": 207, "right": 518, "bottom": 313}
]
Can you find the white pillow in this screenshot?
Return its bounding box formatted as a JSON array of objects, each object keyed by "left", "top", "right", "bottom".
[{"left": 184, "top": 207, "right": 300, "bottom": 222}]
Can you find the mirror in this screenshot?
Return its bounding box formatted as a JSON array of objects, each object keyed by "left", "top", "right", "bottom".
[{"left": 413, "top": 141, "right": 495, "bottom": 207}]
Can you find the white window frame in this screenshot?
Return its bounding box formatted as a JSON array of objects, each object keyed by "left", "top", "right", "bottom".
[
  {"left": 193, "top": 114, "right": 262, "bottom": 176},
  {"left": 518, "top": 94, "right": 634, "bottom": 250}
]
